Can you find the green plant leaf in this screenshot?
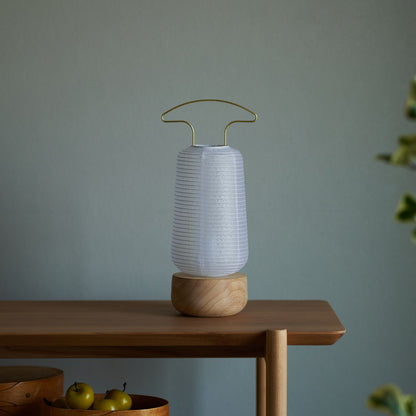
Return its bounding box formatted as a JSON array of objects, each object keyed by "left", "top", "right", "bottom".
[
  {"left": 411, "top": 228, "right": 416, "bottom": 244},
  {"left": 404, "top": 395, "right": 415, "bottom": 415},
  {"left": 404, "top": 194, "right": 416, "bottom": 210},
  {"left": 395, "top": 194, "right": 416, "bottom": 223},
  {"left": 389, "top": 136, "right": 416, "bottom": 167},
  {"left": 405, "top": 102, "right": 416, "bottom": 119},
  {"left": 377, "top": 154, "right": 392, "bottom": 163},
  {"left": 398, "top": 135, "right": 416, "bottom": 146},
  {"left": 367, "top": 385, "right": 409, "bottom": 416},
  {"left": 406, "top": 76, "right": 416, "bottom": 119}
]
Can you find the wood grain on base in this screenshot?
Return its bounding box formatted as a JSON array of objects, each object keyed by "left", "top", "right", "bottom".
[{"left": 171, "top": 272, "right": 248, "bottom": 317}]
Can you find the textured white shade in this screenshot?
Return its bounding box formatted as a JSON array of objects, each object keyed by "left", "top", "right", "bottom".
[{"left": 172, "top": 145, "right": 248, "bottom": 277}]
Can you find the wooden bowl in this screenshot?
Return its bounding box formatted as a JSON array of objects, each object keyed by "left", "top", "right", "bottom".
[
  {"left": 0, "top": 366, "right": 63, "bottom": 416},
  {"left": 43, "top": 394, "right": 169, "bottom": 416}
]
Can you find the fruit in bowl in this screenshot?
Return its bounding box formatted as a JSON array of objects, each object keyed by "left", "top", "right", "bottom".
[
  {"left": 105, "top": 383, "right": 132, "bottom": 410},
  {"left": 43, "top": 381, "right": 168, "bottom": 414},
  {"left": 65, "top": 382, "right": 94, "bottom": 409},
  {"left": 51, "top": 397, "right": 69, "bottom": 408},
  {"left": 92, "top": 398, "right": 119, "bottom": 410}
]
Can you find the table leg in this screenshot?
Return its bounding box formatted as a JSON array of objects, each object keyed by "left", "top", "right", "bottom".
[
  {"left": 256, "top": 357, "right": 266, "bottom": 416},
  {"left": 266, "top": 329, "right": 287, "bottom": 416}
]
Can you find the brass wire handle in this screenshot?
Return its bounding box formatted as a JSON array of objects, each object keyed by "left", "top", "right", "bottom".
[{"left": 161, "top": 99, "right": 257, "bottom": 146}]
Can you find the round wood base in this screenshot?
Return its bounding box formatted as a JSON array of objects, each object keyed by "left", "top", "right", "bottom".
[{"left": 171, "top": 272, "right": 248, "bottom": 317}]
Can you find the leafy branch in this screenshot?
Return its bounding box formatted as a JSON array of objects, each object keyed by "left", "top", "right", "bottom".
[
  {"left": 368, "top": 384, "right": 415, "bottom": 416},
  {"left": 377, "top": 76, "right": 416, "bottom": 242}
]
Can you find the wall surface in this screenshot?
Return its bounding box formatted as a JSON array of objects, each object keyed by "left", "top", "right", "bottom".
[{"left": 1, "top": 1, "right": 416, "bottom": 415}]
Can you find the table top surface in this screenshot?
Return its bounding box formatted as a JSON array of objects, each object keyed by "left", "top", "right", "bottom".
[{"left": 0, "top": 300, "right": 345, "bottom": 358}]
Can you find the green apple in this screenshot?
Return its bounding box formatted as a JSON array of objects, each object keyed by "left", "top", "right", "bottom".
[
  {"left": 92, "top": 399, "right": 119, "bottom": 410},
  {"left": 105, "top": 383, "right": 132, "bottom": 410},
  {"left": 52, "top": 398, "right": 69, "bottom": 408},
  {"left": 65, "top": 382, "right": 94, "bottom": 409}
]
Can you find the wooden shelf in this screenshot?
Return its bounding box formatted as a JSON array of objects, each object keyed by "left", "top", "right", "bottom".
[
  {"left": 0, "top": 300, "right": 345, "bottom": 358},
  {"left": 0, "top": 299, "right": 345, "bottom": 416}
]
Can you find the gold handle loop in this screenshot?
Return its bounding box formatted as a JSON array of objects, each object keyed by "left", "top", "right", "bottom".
[{"left": 161, "top": 99, "right": 257, "bottom": 146}]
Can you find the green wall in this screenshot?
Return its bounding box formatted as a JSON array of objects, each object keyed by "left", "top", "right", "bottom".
[{"left": 1, "top": 1, "right": 415, "bottom": 415}]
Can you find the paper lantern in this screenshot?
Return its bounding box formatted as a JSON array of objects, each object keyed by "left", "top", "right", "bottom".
[{"left": 161, "top": 99, "right": 257, "bottom": 317}]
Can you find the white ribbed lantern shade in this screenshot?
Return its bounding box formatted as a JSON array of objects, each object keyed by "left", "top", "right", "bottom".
[{"left": 171, "top": 144, "right": 248, "bottom": 277}]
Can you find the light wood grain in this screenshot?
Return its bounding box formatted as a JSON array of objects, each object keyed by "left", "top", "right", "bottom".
[
  {"left": 266, "top": 330, "right": 287, "bottom": 416},
  {"left": 0, "top": 300, "right": 345, "bottom": 358},
  {"left": 256, "top": 357, "right": 266, "bottom": 416},
  {"left": 171, "top": 272, "right": 248, "bottom": 317}
]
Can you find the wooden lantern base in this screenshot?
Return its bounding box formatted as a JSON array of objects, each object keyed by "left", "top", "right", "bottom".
[{"left": 171, "top": 272, "right": 248, "bottom": 317}]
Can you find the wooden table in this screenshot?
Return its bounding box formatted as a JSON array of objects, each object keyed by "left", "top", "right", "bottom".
[{"left": 0, "top": 300, "right": 345, "bottom": 416}]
